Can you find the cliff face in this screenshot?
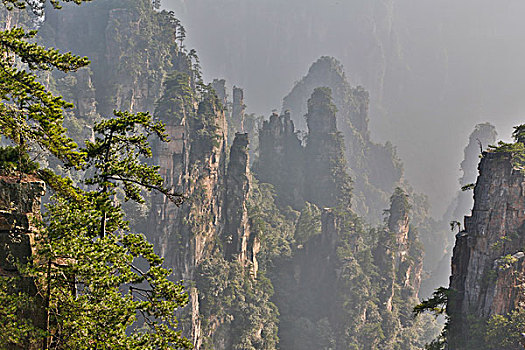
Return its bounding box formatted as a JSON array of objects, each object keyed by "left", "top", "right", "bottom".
[
  {"left": 304, "top": 87, "right": 352, "bottom": 208},
  {"left": 0, "top": 176, "right": 46, "bottom": 349},
  {"left": 376, "top": 188, "right": 421, "bottom": 312},
  {"left": 231, "top": 86, "right": 245, "bottom": 132},
  {"left": 223, "top": 133, "right": 256, "bottom": 268},
  {"left": 28, "top": 3, "right": 439, "bottom": 348},
  {"left": 41, "top": 1, "right": 189, "bottom": 117},
  {"left": 0, "top": 176, "right": 45, "bottom": 277},
  {"left": 149, "top": 71, "right": 266, "bottom": 348},
  {"left": 448, "top": 151, "right": 525, "bottom": 347},
  {"left": 421, "top": 123, "right": 498, "bottom": 297}
]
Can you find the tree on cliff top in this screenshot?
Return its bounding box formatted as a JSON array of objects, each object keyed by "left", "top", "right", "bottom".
[{"left": 0, "top": 2, "right": 190, "bottom": 349}]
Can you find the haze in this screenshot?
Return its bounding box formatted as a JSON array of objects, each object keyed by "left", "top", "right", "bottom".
[{"left": 163, "top": 0, "right": 525, "bottom": 216}]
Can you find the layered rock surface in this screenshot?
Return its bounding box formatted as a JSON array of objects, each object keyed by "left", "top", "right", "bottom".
[
  {"left": 448, "top": 151, "right": 525, "bottom": 347},
  {"left": 0, "top": 176, "right": 46, "bottom": 349}
]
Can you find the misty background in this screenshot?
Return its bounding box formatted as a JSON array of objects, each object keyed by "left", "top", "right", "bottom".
[{"left": 163, "top": 0, "right": 525, "bottom": 216}]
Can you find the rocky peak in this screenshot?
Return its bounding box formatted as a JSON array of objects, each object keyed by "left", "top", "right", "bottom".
[
  {"left": 448, "top": 150, "right": 525, "bottom": 347},
  {"left": 304, "top": 88, "right": 352, "bottom": 208},
  {"left": 305, "top": 87, "right": 337, "bottom": 136},
  {"left": 256, "top": 111, "right": 304, "bottom": 209},
  {"left": 232, "top": 86, "right": 245, "bottom": 132},
  {"left": 375, "top": 188, "right": 420, "bottom": 311},
  {"left": 281, "top": 57, "right": 401, "bottom": 224},
  {"left": 459, "top": 123, "right": 497, "bottom": 187},
  {"left": 387, "top": 187, "right": 410, "bottom": 248},
  {"left": 211, "top": 79, "right": 227, "bottom": 107}
]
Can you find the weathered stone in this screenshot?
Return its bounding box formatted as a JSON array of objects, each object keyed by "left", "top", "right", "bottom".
[
  {"left": 0, "top": 176, "right": 46, "bottom": 349},
  {"left": 223, "top": 133, "right": 256, "bottom": 268},
  {"left": 304, "top": 88, "right": 352, "bottom": 208},
  {"left": 232, "top": 86, "right": 245, "bottom": 132},
  {"left": 147, "top": 91, "right": 257, "bottom": 349},
  {"left": 448, "top": 151, "right": 525, "bottom": 348},
  {"left": 211, "top": 79, "right": 227, "bottom": 107}
]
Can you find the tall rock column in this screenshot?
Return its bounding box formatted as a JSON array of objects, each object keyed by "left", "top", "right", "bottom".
[
  {"left": 224, "top": 133, "right": 258, "bottom": 271},
  {"left": 448, "top": 151, "right": 525, "bottom": 348},
  {"left": 232, "top": 86, "right": 245, "bottom": 132},
  {"left": 374, "top": 188, "right": 423, "bottom": 346},
  {"left": 256, "top": 111, "right": 304, "bottom": 209},
  {"left": 304, "top": 87, "right": 352, "bottom": 208}
]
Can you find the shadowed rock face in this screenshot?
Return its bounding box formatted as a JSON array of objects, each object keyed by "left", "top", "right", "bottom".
[
  {"left": 148, "top": 86, "right": 257, "bottom": 347},
  {"left": 282, "top": 57, "right": 402, "bottom": 223},
  {"left": 256, "top": 87, "right": 351, "bottom": 210},
  {"left": 256, "top": 111, "right": 305, "bottom": 209},
  {"left": 0, "top": 176, "right": 46, "bottom": 349},
  {"left": 0, "top": 176, "right": 45, "bottom": 276},
  {"left": 448, "top": 151, "right": 525, "bottom": 347},
  {"left": 224, "top": 133, "right": 254, "bottom": 265}
]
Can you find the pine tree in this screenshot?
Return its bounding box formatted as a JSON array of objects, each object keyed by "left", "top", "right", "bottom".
[{"left": 0, "top": 2, "right": 191, "bottom": 349}]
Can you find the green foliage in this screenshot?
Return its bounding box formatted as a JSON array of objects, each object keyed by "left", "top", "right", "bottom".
[
  {"left": 294, "top": 202, "right": 321, "bottom": 246},
  {"left": 2, "top": 0, "right": 90, "bottom": 12},
  {"left": 247, "top": 179, "right": 296, "bottom": 265},
  {"left": 83, "top": 110, "right": 182, "bottom": 205},
  {"left": 32, "top": 193, "right": 191, "bottom": 349},
  {"left": 0, "top": 2, "right": 191, "bottom": 348},
  {"left": 307, "top": 87, "right": 338, "bottom": 116},
  {"left": 414, "top": 287, "right": 449, "bottom": 317},
  {"left": 0, "top": 26, "right": 88, "bottom": 167},
  {"left": 196, "top": 256, "right": 279, "bottom": 350},
  {"left": 155, "top": 72, "right": 194, "bottom": 125},
  {"left": 489, "top": 132, "right": 525, "bottom": 170},
  {"left": 461, "top": 183, "right": 475, "bottom": 191},
  {"left": 0, "top": 145, "right": 39, "bottom": 175},
  {"left": 485, "top": 309, "right": 525, "bottom": 349},
  {"left": 449, "top": 220, "right": 462, "bottom": 233},
  {"left": 495, "top": 254, "right": 519, "bottom": 270},
  {"left": 28, "top": 110, "right": 190, "bottom": 348},
  {"left": 0, "top": 277, "right": 45, "bottom": 348},
  {"left": 512, "top": 124, "right": 525, "bottom": 144}
]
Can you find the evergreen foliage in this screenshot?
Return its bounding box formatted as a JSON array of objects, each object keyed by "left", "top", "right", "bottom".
[{"left": 0, "top": 1, "right": 190, "bottom": 349}]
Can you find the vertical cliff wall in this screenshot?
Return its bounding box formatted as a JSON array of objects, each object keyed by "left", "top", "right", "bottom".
[
  {"left": 422, "top": 123, "right": 498, "bottom": 297},
  {"left": 448, "top": 151, "right": 525, "bottom": 348},
  {"left": 0, "top": 176, "right": 46, "bottom": 349},
  {"left": 149, "top": 71, "right": 267, "bottom": 348},
  {"left": 231, "top": 86, "right": 245, "bottom": 132},
  {"left": 0, "top": 176, "right": 45, "bottom": 278}
]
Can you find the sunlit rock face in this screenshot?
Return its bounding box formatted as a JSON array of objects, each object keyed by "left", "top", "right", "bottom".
[
  {"left": 149, "top": 85, "right": 257, "bottom": 348},
  {"left": 448, "top": 151, "right": 525, "bottom": 347}
]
